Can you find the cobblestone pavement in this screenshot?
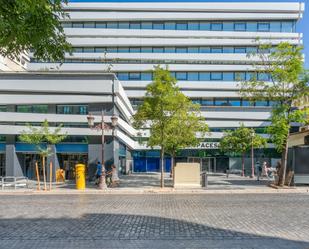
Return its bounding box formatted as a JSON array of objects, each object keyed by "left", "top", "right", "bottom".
[{"left": 0, "top": 193, "right": 308, "bottom": 249}]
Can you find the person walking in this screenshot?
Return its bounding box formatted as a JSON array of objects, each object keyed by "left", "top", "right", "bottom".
[
  {"left": 95, "top": 161, "right": 103, "bottom": 185},
  {"left": 261, "top": 161, "right": 270, "bottom": 180},
  {"left": 110, "top": 164, "right": 120, "bottom": 187}
]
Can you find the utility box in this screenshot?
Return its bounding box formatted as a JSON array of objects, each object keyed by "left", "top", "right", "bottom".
[{"left": 174, "top": 163, "right": 201, "bottom": 188}]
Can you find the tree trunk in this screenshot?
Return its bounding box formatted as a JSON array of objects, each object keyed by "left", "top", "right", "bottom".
[
  {"left": 241, "top": 153, "right": 245, "bottom": 177},
  {"left": 171, "top": 152, "right": 176, "bottom": 186},
  {"left": 42, "top": 156, "right": 47, "bottom": 191},
  {"left": 279, "top": 141, "right": 289, "bottom": 186},
  {"left": 160, "top": 148, "right": 165, "bottom": 188}
]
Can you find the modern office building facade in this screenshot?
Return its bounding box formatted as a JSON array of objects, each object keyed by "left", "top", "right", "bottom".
[{"left": 0, "top": 2, "right": 305, "bottom": 177}]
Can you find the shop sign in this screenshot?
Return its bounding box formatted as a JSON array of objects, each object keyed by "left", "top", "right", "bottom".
[{"left": 196, "top": 142, "right": 220, "bottom": 149}]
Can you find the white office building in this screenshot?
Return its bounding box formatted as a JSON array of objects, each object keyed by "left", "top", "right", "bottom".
[{"left": 0, "top": 2, "right": 304, "bottom": 177}]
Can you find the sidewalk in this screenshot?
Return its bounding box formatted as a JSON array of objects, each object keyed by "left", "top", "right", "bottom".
[{"left": 0, "top": 173, "right": 308, "bottom": 195}]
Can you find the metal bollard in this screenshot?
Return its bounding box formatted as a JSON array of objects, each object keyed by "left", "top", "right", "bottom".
[{"left": 201, "top": 173, "right": 208, "bottom": 188}]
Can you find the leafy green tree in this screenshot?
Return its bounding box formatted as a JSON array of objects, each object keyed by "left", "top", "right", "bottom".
[
  {"left": 220, "top": 124, "right": 266, "bottom": 176},
  {"left": 0, "top": 0, "right": 72, "bottom": 62},
  {"left": 134, "top": 66, "right": 207, "bottom": 187},
  {"left": 20, "top": 120, "right": 67, "bottom": 190},
  {"left": 240, "top": 42, "right": 309, "bottom": 185}
]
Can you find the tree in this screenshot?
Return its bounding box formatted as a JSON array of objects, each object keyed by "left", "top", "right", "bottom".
[
  {"left": 220, "top": 124, "right": 267, "bottom": 176},
  {"left": 240, "top": 42, "right": 309, "bottom": 185},
  {"left": 19, "top": 120, "right": 67, "bottom": 190},
  {"left": 0, "top": 0, "right": 72, "bottom": 62},
  {"left": 133, "top": 66, "right": 207, "bottom": 187}
]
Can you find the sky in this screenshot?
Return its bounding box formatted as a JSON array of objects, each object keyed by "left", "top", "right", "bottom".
[{"left": 69, "top": 0, "right": 308, "bottom": 68}]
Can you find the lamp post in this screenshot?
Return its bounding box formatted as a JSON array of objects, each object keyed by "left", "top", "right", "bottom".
[
  {"left": 250, "top": 130, "right": 255, "bottom": 178},
  {"left": 87, "top": 112, "right": 118, "bottom": 189}
]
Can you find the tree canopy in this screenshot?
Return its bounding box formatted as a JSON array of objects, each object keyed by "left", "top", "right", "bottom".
[{"left": 0, "top": 0, "right": 71, "bottom": 62}]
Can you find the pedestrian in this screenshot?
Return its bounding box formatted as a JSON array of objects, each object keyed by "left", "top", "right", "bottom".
[
  {"left": 109, "top": 164, "right": 120, "bottom": 187},
  {"left": 261, "top": 161, "right": 270, "bottom": 180},
  {"left": 95, "top": 161, "right": 103, "bottom": 185}
]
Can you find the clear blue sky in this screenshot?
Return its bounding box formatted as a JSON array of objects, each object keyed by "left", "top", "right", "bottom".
[{"left": 69, "top": 0, "right": 308, "bottom": 68}]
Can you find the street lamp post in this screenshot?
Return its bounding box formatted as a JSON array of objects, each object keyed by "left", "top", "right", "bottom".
[
  {"left": 250, "top": 130, "right": 255, "bottom": 178},
  {"left": 87, "top": 112, "right": 118, "bottom": 190}
]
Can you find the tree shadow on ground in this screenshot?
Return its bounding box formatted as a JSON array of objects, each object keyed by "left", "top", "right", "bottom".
[{"left": 0, "top": 213, "right": 308, "bottom": 249}]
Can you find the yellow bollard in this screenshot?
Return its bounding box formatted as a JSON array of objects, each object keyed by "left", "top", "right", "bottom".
[{"left": 75, "top": 164, "right": 86, "bottom": 190}]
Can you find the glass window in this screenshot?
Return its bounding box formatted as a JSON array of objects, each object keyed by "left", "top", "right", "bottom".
[
  {"left": 118, "top": 47, "right": 129, "bottom": 53},
  {"left": 200, "top": 47, "right": 210, "bottom": 53},
  {"left": 129, "top": 72, "right": 140, "bottom": 80},
  {"left": 153, "top": 47, "right": 164, "bottom": 53},
  {"left": 223, "top": 47, "right": 234, "bottom": 53},
  {"left": 281, "top": 21, "right": 294, "bottom": 32},
  {"left": 247, "top": 22, "right": 257, "bottom": 32},
  {"left": 246, "top": 72, "right": 257, "bottom": 81},
  {"left": 72, "top": 22, "right": 83, "bottom": 28},
  {"left": 242, "top": 100, "right": 254, "bottom": 107},
  {"left": 17, "top": 105, "right": 32, "bottom": 113},
  {"left": 141, "top": 73, "right": 152, "bottom": 81},
  {"left": 187, "top": 72, "right": 199, "bottom": 81},
  {"left": 165, "top": 22, "right": 176, "bottom": 30},
  {"left": 95, "top": 22, "right": 106, "bottom": 28},
  {"left": 234, "top": 47, "right": 246, "bottom": 53},
  {"left": 0, "top": 106, "right": 7, "bottom": 112},
  {"left": 130, "top": 47, "right": 141, "bottom": 53},
  {"left": 234, "top": 22, "right": 246, "bottom": 31},
  {"left": 258, "top": 22, "right": 270, "bottom": 32},
  {"left": 223, "top": 22, "right": 234, "bottom": 31},
  {"left": 215, "top": 99, "right": 229, "bottom": 106},
  {"left": 176, "top": 22, "right": 188, "bottom": 30},
  {"left": 211, "top": 72, "right": 223, "bottom": 81},
  {"left": 130, "top": 22, "right": 141, "bottom": 29},
  {"left": 188, "top": 22, "right": 199, "bottom": 30},
  {"left": 270, "top": 22, "right": 281, "bottom": 32},
  {"left": 153, "top": 22, "right": 164, "bottom": 30},
  {"left": 84, "top": 22, "right": 95, "bottom": 28},
  {"left": 199, "top": 72, "right": 210, "bottom": 81},
  {"left": 106, "top": 22, "right": 118, "bottom": 29},
  {"left": 165, "top": 47, "right": 176, "bottom": 53},
  {"left": 95, "top": 47, "right": 106, "bottom": 53},
  {"left": 141, "top": 22, "right": 152, "bottom": 29},
  {"left": 73, "top": 47, "right": 83, "bottom": 53},
  {"left": 200, "top": 22, "right": 210, "bottom": 30},
  {"left": 223, "top": 72, "right": 234, "bottom": 81},
  {"left": 255, "top": 101, "right": 268, "bottom": 107},
  {"left": 229, "top": 99, "right": 241, "bottom": 106},
  {"left": 258, "top": 73, "right": 270, "bottom": 81},
  {"left": 211, "top": 23, "right": 223, "bottom": 31},
  {"left": 246, "top": 47, "right": 258, "bottom": 53},
  {"left": 188, "top": 47, "right": 199, "bottom": 53},
  {"left": 141, "top": 47, "right": 152, "bottom": 53},
  {"left": 61, "top": 22, "right": 72, "bottom": 28},
  {"left": 176, "top": 72, "right": 187, "bottom": 80},
  {"left": 106, "top": 47, "right": 117, "bottom": 53},
  {"left": 119, "top": 22, "right": 130, "bottom": 29},
  {"left": 57, "top": 105, "right": 88, "bottom": 115},
  {"left": 17, "top": 105, "right": 48, "bottom": 113},
  {"left": 170, "top": 72, "right": 176, "bottom": 78},
  {"left": 235, "top": 72, "right": 246, "bottom": 81},
  {"left": 211, "top": 47, "right": 223, "bottom": 53},
  {"left": 117, "top": 73, "right": 129, "bottom": 81},
  {"left": 176, "top": 47, "right": 187, "bottom": 53},
  {"left": 83, "top": 47, "right": 95, "bottom": 53},
  {"left": 201, "top": 99, "right": 214, "bottom": 106}
]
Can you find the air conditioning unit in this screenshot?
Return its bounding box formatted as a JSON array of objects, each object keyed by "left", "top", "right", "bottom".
[{"left": 300, "top": 125, "right": 309, "bottom": 132}]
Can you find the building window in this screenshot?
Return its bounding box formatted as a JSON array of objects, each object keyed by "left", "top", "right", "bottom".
[
  {"left": 107, "top": 22, "right": 118, "bottom": 29},
  {"left": 84, "top": 22, "right": 95, "bottom": 28},
  {"left": 17, "top": 105, "right": 48, "bottom": 113},
  {"left": 165, "top": 47, "right": 176, "bottom": 53},
  {"left": 0, "top": 106, "right": 7, "bottom": 112},
  {"left": 176, "top": 47, "right": 187, "bottom": 53},
  {"left": 200, "top": 22, "right": 210, "bottom": 30},
  {"left": 176, "top": 72, "right": 187, "bottom": 80},
  {"left": 258, "top": 22, "right": 270, "bottom": 32},
  {"left": 129, "top": 73, "right": 141, "bottom": 80},
  {"left": 119, "top": 22, "right": 130, "bottom": 29},
  {"left": 211, "top": 72, "right": 223, "bottom": 81},
  {"left": 176, "top": 22, "right": 188, "bottom": 30},
  {"left": 234, "top": 22, "right": 246, "bottom": 31},
  {"left": 234, "top": 47, "right": 246, "bottom": 53},
  {"left": 130, "top": 22, "right": 141, "bottom": 29},
  {"left": 141, "top": 22, "right": 152, "bottom": 29},
  {"left": 211, "top": 23, "right": 223, "bottom": 31},
  {"left": 281, "top": 21, "right": 294, "bottom": 32},
  {"left": 188, "top": 22, "right": 199, "bottom": 30},
  {"left": 164, "top": 22, "right": 176, "bottom": 30},
  {"left": 199, "top": 72, "right": 210, "bottom": 81},
  {"left": 153, "top": 22, "right": 164, "bottom": 30},
  {"left": 211, "top": 47, "right": 223, "bottom": 53},
  {"left": 57, "top": 105, "right": 88, "bottom": 115},
  {"left": 187, "top": 72, "right": 199, "bottom": 81}
]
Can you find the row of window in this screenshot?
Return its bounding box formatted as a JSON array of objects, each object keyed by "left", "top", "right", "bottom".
[
  {"left": 116, "top": 72, "right": 271, "bottom": 81},
  {"left": 15, "top": 105, "right": 88, "bottom": 115},
  {"left": 62, "top": 20, "right": 296, "bottom": 32},
  {"left": 71, "top": 46, "right": 274, "bottom": 54}
]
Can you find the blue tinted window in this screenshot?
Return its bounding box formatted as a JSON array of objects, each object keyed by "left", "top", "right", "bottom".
[
  {"left": 242, "top": 100, "right": 254, "bottom": 106},
  {"left": 141, "top": 47, "right": 152, "bottom": 53},
  {"left": 165, "top": 22, "right": 176, "bottom": 30},
  {"left": 73, "top": 22, "right": 83, "bottom": 28},
  {"left": 235, "top": 72, "right": 246, "bottom": 81},
  {"left": 129, "top": 73, "right": 140, "bottom": 80},
  {"left": 281, "top": 21, "right": 294, "bottom": 32},
  {"left": 188, "top": 72, "right": 199, "bottom": 81},
  {"left": 84, "top": 47, "right": 95, "bottom": 53},
  {"left": 188, "top": 22, "right": 199, "bottom": 30},
  {"left": 211, "top": 72, "right": 223, "bottom": 80},
  {"left": 270, "top": 22, "right": 281, "bottom": 32},
  {"left": 153, "top": 22, "right": 164, "bottom": 30},
  {"left": 117, "top": 73, "right": 129, "bottom": 80},
  {"left": 200, "top": 47, "right": 210, "bottom": 53},
  {"left": 176, "top": 22, "right": 187, "bottom": 30},
  {"left": 96, "top": 22, "right": 106, "bottom": 28},
  {"left": 130, "top": 47, "right": 141, "bottom": 53},
  {"left": 247, "top": 47, "right": 258, "bottom": 53},
  {"left": 199, "top": 72, "right": 210, "bottom": 81},
  {"left": 107, "top": 22, "right": 118, "bottom": 29},
  {"left": 234, "top": 47, "right": 246, "bottom": 53},
  {"left": 234, "top": 22, "right": 246, "bottom": 31},
  {"left": 84, "top": 22, "right": 95, "bottom": 28},
  {"left": 215, "top": 99, "right": 229, "bottom": 106},
  {"left": 153, "top": 47, "right": 164, "bottom": 53},
  {"left": 223, "top": 72, "right": 234, "bottom": 81},
  {"left": 176, "top": 47, "right": 187, "bottom": 53},
  {"left": 176, "top": 72, "right": 187, "bottom": 80},
  {"left": 200, "top": 22, "right": 210, "bottom": 30},
  {"left": 106, "top": 47, "right": 117, "bottom": 53},
  {"left": 141, "top": 73, "right": 152, "bottom": 81},
  {"left": 95, "top": 48, "right": 105, "bottom": 53},
  {"left": 188, "top": 47, "right": 199, "bottom": 53},
  {"left": 211, "top": 47, "right": 223, "bottom": 53},
  {"left": 229, "top": 99, "right": 241, "bottom": 106},
  {"left": 223, "top": 47, "right": 234, "bottom": 53},
  {"left": 246, "top": 72, "right": 257, "bottom": 81},
  {"left": 258, "top": 22, "right": 270, "bottom": 31},
  {"left": 170, "top": 72, "right": 176, "bottom": 78},
  {"left": 141, "top": 22, "right": 152, "bottom": 29},
  {"left": 119, "top": 22, "right": 130, "bottom": 29},
  {"left": 74, "top": 47, "right": 83, "bottom": 53},
  {"left": 223, "top": 22, "right": 233, "bottom": 31},
  {"left": 118, "top": 47, "right": 129, "bottom": 52},
  {"left": 255, "top": 101, "right": 268, "bottom": 107},
  {"left": 165, "top": 47, "right": 176, "bottom": 53},
  {"left": 211, "top": 23, "right": 223, "bottom": 31},
  {"left": 247, "top": 22, "right": 257, "bottom": 32},
  {"left": 201, "top": 99, "right": 214, "bottom": 106},
  {"left": 258, "top": 73, "right": 270, "bottom": 81},
  {"left": 62, "top": 22, "right": 72, "bottom": 28},
  {"left": 130, "top": 22, "right": 141, "bottom": 29}
]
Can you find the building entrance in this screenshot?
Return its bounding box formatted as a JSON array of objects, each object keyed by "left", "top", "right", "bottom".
[
  {"left": 58, "top": 154, "right": 88, "bottom": 180},
  {"left": 0, "top": 153, "right": 5, "bottom": 177},
  {"left": 22, "top": 154, "right": 42, "bottom": 180},
  {"left": 188, "top": 157, "right": 216, "bottom": 173}
]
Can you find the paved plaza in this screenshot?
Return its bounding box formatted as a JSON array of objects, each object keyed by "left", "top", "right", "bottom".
[{"left": 0, "top": 193, "right": 309, "bottom": 249}]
